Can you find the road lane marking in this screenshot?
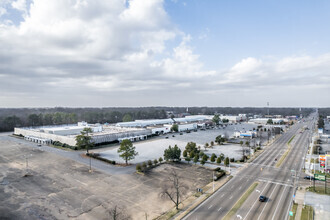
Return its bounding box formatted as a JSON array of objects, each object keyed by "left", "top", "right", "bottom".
[
  {"left": 271, "top": 186, "right": 287, "bottom": 220},
  {"left": 243, "top": 182, "right": 269, "bottom": 220},
  {"left": 229, "top": 195, "right": 233, "bottom": 199},
  {"left": 208, "top": 204, "right": 213, "bottom": 209},
  {"left": 257, "top": 184, "right": 278, "bottom": 220},
  {"left": 218, "top": 207, "right": 222, "bottom": 212},
  {"left": 221, "top": 194, "right": 225, "bottom": 198}
]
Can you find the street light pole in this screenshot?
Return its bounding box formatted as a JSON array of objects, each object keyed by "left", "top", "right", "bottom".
[
  {"left": 89, "top": 156, "right": 92, "bottom": 172},
  {"left": 213, "top": 171, "right": 215, "bottom": 192}
]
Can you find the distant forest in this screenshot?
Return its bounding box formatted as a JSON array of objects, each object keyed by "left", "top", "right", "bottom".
[{"left": 0, "top": 107, "right": 317, "bottom": 132}]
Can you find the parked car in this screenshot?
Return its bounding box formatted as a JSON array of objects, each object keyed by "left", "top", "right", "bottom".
[
  {"left": 304, "top": 176, "right": 315, "bottom": 180},
  {"left": 259, "top": 195, "right": 267, "bottom": 202},
  {"left": 180, "top": 132, "right": 183, "bottom": 135},
  {"left": 37, "top": 143, "right": 42, "bottom": 147}
]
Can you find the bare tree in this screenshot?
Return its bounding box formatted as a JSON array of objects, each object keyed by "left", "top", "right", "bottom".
[
  {"left": 108, "top": 205, "right": 131, "bottom": 220},
  {"left": 160, "top": 169, "right": 188, "bottom": 210}
]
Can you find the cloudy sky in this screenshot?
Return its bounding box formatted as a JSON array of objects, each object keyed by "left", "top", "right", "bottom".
[{"left": 0, "top": 0, "right": 329, "bottom": 108}]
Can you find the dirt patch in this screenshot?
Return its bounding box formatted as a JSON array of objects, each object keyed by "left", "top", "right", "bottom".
[{"left": 0, "top": 137, "right": 213, "bottom": 220}]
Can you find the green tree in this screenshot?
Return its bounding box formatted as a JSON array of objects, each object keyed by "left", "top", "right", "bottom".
[
  {"left": 122, "top": 113, "right": 133, "bottom": 122},
  {"left": 210, "top": 153, "right": 217, "bottom": 162},
  {"left": 267, "top": 119, "right": 273, "bottom": 124},
  {"left": 189, "top": 151, "right": 195, "bottom": 158},
  {"left": 75, "top": 127, "right": 94, "bottom": 153},
  {"left": 159, "top": 157, "right": 163, "bottom": 163},
  {"left": 215, "top": 135, "right": 226, "bottom": 145},
  {"left": 216, "top": 157, "right": 221, "bottom": 164},
  {"left": 154, "top": 159, "right": 158, "bottom": 165},
  {"left": 212, "top": 114, "right": 220, "bottom": 125},
  {"left": 43, "top": 113, "right": 54, "bottom": 125},
  {"left": 28, "top": 114, "right": 41, "bottom": 126},
  {"left": 164, "top": 145, "right": 181, "bottom": 161},
  {"left": 171, "top": 124, "right": 178, "bottom": 132},
  {"left": 202, "top": 154, "right": 209, "bottom": 161},
  {"left": 210, "top": 141, "right": 214, "bottom": 147},
  {"left": 148, "top": 160, "right": 153, "bottom": 166},
  {"left": 219, "top": 153, "right": 225, "bottom": 161},
  {"left": 201, "top": 160, "right": 206, "bottom": 166},
  {"left": 136, "top": 164, "right": 142, "bottom": 172},
  {"left": 193, "top": 155, "right": 199, "bottom": 164},
  {"left": 185, "top": 157, "right": 191, "bottom": 164},
  {"left": 222, "top": 118, "right": 229, "bottom": 123},
  {"left": 2, "top": 115, "right": 22, "bottom": 131},
  {"left": 224, "top": 157, "right": 230, "bottom": 167},
  {"left": 204, "top": 142, "right": 209, "bottom": 150},
  {"left": 185, "top": 142, "right": 199, "bottom": 155},
  {"left": 117, "top": 139, "right": 138, "bottom": 165},
  {"left": 183, "top": 150, "right": 188, "bottom": 158}
]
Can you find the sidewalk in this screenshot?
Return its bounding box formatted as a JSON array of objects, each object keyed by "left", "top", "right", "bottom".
[{"left": 295, "top": 186, "right": 306, "bottom": 220}]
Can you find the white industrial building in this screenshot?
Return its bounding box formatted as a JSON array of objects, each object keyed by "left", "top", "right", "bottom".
[
  {"left": 249, "top": 118, "right": 288, "bottom": 124},
  {"left": 219, "top": 114, "right": 247, "bottom": 123},
  {"left": 116, "top": 115, "right": 211, "bottom": 128},
  {"left": 15, "top": 122, "right": 151, "bottom": 146}
]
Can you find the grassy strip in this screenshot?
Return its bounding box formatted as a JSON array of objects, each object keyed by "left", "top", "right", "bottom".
[
  {"left": 306, "top": 186, "right": 330, "bottom": 195},
  {"left": 156, "top": 209, "right": 179, "bottom": 220},
  {"left": 289, "top": 203, "right": 298, "bottom": 220},
  {"left": 223, "top": 182, "right": 259, "bottom": 220},
  {"left": 301, "top": 205, "right": 313, "bottom": 220},
  {"left": 288, "top": 135, "right": 295, "bottom": 145},
  {"left": 276, "top": 135, "right": 295, "bottom": 168}
]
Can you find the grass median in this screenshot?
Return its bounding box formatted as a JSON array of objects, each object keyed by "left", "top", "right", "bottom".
[
  {"left": 289, "top": 203, "right": 298, "bottom": 220},
  {"left": 276, "top": 135, "right": 295, "bottom": 168},
  {"left": 223, "top": 182, "right": 259, "bottom": 220},
  {"left": 301, "top": 205, "right": 313, "bottom": 220}
]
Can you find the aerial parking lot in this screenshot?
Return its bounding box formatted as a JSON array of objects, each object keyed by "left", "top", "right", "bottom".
[
  {"left": 99, "top": 122, "right": 263, "bottom": 164},
  {"left": 0, "top": 136, "right": 213, "bottom": 220}
]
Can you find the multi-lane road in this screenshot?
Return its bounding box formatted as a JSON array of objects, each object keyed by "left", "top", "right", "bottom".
[{"left": 184, "top": 115, "right": 316, "bottom": 220}]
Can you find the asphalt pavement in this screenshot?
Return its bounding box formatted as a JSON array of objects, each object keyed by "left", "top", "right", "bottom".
[{"left": 183, "top": 115, "right": 316, "bottom": 220}]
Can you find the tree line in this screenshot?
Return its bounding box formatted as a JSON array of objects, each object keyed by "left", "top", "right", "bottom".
[{"left": 0, "top": 107, "right": 315, "bottom": 132}]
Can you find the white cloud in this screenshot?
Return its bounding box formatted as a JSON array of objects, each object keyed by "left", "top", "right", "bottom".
[{"left": 0, "top": 0, "right": 329, "bottom": 107}]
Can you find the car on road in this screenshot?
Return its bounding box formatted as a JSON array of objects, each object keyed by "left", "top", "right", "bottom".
[
  {"left": 259, "top": 195, "right": 267, "bottom": 202},
  {"left": 303, "top": 176, "right": 315, "bottom": 180}
]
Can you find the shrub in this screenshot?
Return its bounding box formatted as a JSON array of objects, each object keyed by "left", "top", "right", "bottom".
[
  {"left": 142, "top": 162, "right": 147, "bottom": 171},
  {"left": 210, "top": 153, "right": 217, "bottom": 162},
  {"left": 224, "top": 157, "right": 230, "bottom": 166},
  {"left": 201, "top": 160, "right": 206, "bottom": 166},
  {"left": 216, "top": 157, "right": 221, "bottom": 164},
  {"left": 230, "top": 158, "right": 235, "bottom": 162},
  {"left": 148, "top": 160, "right": 152, "bottom": 166},
  {"left": 202, "top": 154, "right": 209, "bottom": 161},
  {"left": 185, "top": 157, "right": 191, "bottom": 163},
  {"left": 136, "top": 164, "right": 142, "bottom": 172}
]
